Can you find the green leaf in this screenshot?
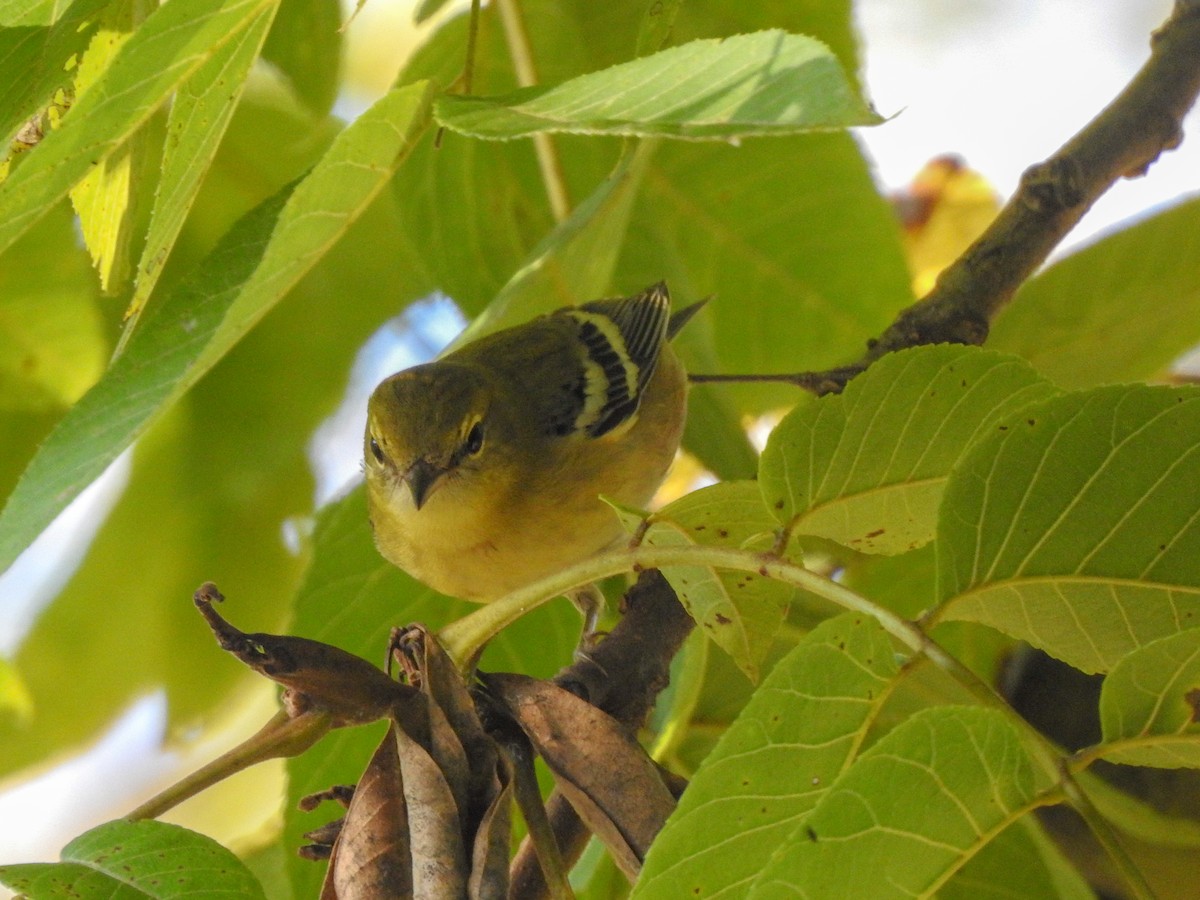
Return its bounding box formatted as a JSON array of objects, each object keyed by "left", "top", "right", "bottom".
[
  {"left": 262, "top": 0, "right": 341, "bottom": 115},
  {"left": 634, "top": 0, "right": 683, "bottom": 57},
  {"left": 3, "top": 168, "right": 429, "bottom": 777},
  {"left": 0, "top": 80, "right": 434, "bottom": 575},
  {"left": 0, "top": 0, "right": 59, "bottom": 25},
  {"left": 0, "top": 819, "right": 266, "bottom": 898},
  {"left": 991, "top": 196, "right": 1200, "bottom": 389},
  {"left": 620, "top": 132, "right": 914, "bottom": 413},
  {"left": 436, "top": 30, "right": 879, "bottom": 140},
  {"left": 0, "top": 0, "right": 281, "bottom": 257},
  {"left": 938, "top": 816, "right": 1094, "bottom": 900},
  {"left": 633, "top": 612, "right": 900, "bottom": 899},
  {"left": 450, "top": 139, "right": 656, "bottom": 348},
  {"left": 635, "top": 481, "right": 792, "bottom": 680},
  {"left": 935, "top": 385, "right": 1200, "bottom": 674},
  {"left": 682, "top": 383, "right": 760, "bottom": 481},
  {"left": 1079, "top": 767, "right": 1200, "bottom": 848},
  {"left": 412, "top": 0, "right": 451, "bottom": 24},
  {"left": 388, "top": 6, "right": 582, "bottom": 317},
  {"left": 760, "top": 345, "right": 1058, "bottom": 555},
  {"left": 1097, "top": 627, "right": 1200, "bottom": 767},
  {"left": 0, "top": 656, "right": 32, "bottom": 722},
  {"left": 747, "top": 707, "right": 1038, "bottom": 899},
  {"left": 124, "top": 1, "right": 277, "bottom": 319}
]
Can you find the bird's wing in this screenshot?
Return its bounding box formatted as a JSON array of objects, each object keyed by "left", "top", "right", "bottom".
[{"left": 571, "top": 282, "right": 673, "bottom": 438}]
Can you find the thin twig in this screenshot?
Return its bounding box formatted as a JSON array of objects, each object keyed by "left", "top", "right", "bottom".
[{"left": 495, "top": 0, "right": 572, "bottom": 221}]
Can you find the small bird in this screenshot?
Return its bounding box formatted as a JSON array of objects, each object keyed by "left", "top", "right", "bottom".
[{"left": 364, "top": 283, "right": 700, "bottom": 623}]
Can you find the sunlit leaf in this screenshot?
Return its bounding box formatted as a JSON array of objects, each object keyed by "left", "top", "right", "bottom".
[
  {"left": 1097, "top": 627, "right": 1200, "bottom": 767},
  {"left": 760, "top": 345, "right": 1057, "bottom": 555},
  {"left": 747, "top": 707, "right": 1038, "bottom": 898},
  {"left": 0, "top": 80, "right": 435, "bottom": 575},
  {"left": 0, "top": 204, "right": 106, "bottom": 414},
  {"left": 0, "top": 819, "right": 267, "bottom": 897},
  {"left": 0, "top": 0, "right": 282, "bottom": 257},
  {"left": 0, "top": 657, "right": 32, "bottom": 723},
  {"left": 67, "top": 0, "right": 157, "bottom": 293},
  {"left": 935, "top": 385, "right": 1200, "bottom": 674},
  {"left": 437, "top": 31, "right": 879, "bottom": 140},
  {"left": 633, "top": 613, "right": 899, "bottom": 899},
  {"left": 125, "top": 2, "right": 277, "bottom": 320}
]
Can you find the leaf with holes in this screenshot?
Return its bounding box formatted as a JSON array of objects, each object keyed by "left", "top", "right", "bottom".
[
  {"left": 747, "top": 706, "right": 1039, "bottom": 899},
  {"left": 0, "top": 819, "right": 266, "bottom": 898},
  {"left": 633, "top": 612, "right": 899, "bottom": 899},
  {"left": 934, "top": 384, "right": 1200, "bottom": 674}
]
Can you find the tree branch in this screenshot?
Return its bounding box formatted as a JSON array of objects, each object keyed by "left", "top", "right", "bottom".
[{"left": 788, "top": 1, "right": 1200, "bottom": 395}]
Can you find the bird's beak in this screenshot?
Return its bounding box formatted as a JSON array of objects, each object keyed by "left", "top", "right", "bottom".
[{"left": 404, "top": 458, "right": 443, "bottom": 510}]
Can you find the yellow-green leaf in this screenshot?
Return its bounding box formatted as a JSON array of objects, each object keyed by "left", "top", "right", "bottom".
[
  {"left": 935, "top": 385, "right": 1200, "bottom": 674},
  {"left": 760, "top": 345, "right": 1056, "bottom": 555},
  {"left": 1097, "top": 627, "right": 1200, "bottom": 767},
  {"left": 636, "top": 480, "right": 792, "bottom": 680}
]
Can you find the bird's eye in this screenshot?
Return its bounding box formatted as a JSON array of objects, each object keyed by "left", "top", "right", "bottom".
[
  {"left": 369, "top": 436, "right": 385, "bottom": 463},
  {"left": 464, "top": 421, "right": 484, "bottom": 456}
]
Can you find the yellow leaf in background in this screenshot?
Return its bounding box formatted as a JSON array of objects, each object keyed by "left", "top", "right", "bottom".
[
  {"left": 893, "top": 155, "right": 1000, "bottom": 296},
  {"left": 0, "top": 658, "right": 34, "bottom": 724},
  {"left": 69, "top": 0, "right": 156, "bottom": 295}
]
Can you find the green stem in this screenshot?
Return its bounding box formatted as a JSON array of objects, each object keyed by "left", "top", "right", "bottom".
[
  {"left": 495, "top": 0, "right": 571, "bottom": 221},
  {"left": 127, "top": 709, "right": 331, "bottom": 820}
]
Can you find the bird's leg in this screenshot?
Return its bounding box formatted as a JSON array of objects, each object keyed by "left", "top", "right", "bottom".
[{"left": 567, "top": 583, "right": 606, "bottom": 659}]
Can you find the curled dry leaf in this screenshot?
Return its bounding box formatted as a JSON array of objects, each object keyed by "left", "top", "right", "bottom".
[
  {"left": 317, "top": 725, "right": 412, "bottom": 900},
  {"left": 195, "top": 582, "right": 412, "bottom": 725},
  {"left": 484, "top": 673, "right": 677, "bottom": 881}
]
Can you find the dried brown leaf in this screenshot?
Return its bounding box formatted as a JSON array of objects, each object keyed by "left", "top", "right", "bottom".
[
  {"left": 468, "top": 752, "right": 513, "bottom": 900},
  {"left": 395, "top": 715, "right": 471, "bottom": 898},
  {"left": 321, "top": 723, "right": 413, "bottom": 899},
  {"left": 486, "top": 674, "right": 676, "bottom": 879}
]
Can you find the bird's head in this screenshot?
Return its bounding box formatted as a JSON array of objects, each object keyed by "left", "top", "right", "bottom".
[{"left": 364, "top": 362, "right": 492, "bottom": 510}]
